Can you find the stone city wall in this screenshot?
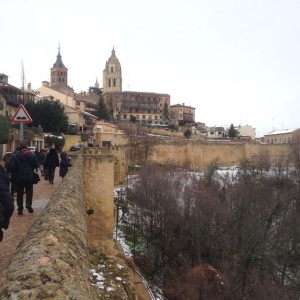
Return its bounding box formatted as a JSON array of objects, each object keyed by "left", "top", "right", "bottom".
[
  {"left": 151, "top": 141, "right": 291, "bottom": 170},
  {"left": 0, "top": 156, "right": 91, "bottom": 299},
  {"left": 0, "top": 150, "right": 135, "bottom": 299},
  {"left": 62, "top": 134, "right": 84, "bottom": 152},
  {"left": 83, "top": 151, "right": 115, "bottom": 255}
]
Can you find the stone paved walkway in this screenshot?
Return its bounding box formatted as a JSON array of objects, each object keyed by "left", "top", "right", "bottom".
[{"left": 0, "top": 169, "right": 61, "bottom": 274}]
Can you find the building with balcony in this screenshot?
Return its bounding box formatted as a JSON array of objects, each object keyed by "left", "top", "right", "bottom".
[
  {"left": 0, "top": 74, "right": 45, "bottom": 154},
  {"left": 64, "top": 105, "right": 98, "bottom": 140},
  {"left": 0, "top": 73, "right": 24, "bottom": 110},
  {"left": 103, "top": 91, "right": 170, "bottom": 125},
  {"left": 170, "top": 103, "right": 195, "bottom": 125}
]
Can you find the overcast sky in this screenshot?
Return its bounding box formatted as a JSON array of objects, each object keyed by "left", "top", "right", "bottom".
[{"left": 1, "top": 0, "right": 299, "bottom": 137}]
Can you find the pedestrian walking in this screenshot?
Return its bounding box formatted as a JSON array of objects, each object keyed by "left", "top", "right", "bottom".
[
  {"left": 8, "top": 147, "right": 21, "bottom": 197},
  {"left": 7, "top": 143, "right": 39, "bottom": 215},
  {"left": 0, "top": 164, "right": 14, "bottom": 242},
  {"left": 44, "top": 148, "right": 59, "bottom": 184},
  {"left": 59, "top": 152, "right": 71, "bottom": 178},
  {"left": 37, "top": 149, "right": 46, "bottom": 177}
]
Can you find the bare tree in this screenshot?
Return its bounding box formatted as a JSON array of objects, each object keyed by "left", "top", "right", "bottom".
[
  {"left": 20, "top": 59, "right": 26, "bottom": 92},
  {"left": 123, "top": 148, "right": 300, "bottom": 299},
  {"left": 118, "top": 123, "right": 159, "bottom": 165}
]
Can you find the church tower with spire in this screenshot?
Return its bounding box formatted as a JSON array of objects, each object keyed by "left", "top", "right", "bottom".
[
  {"left": 103, "top": 47, "right": 122, "bottom": 94},
  {"left": 50, "top": 46, "right": 73, "bottom": 93}
]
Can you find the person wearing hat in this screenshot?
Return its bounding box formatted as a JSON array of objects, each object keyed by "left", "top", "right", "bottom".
[{"left": 8, "top": 143, "right": 39, "bottom": 215}]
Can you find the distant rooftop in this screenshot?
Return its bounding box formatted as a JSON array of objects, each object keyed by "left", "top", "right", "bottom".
[{"left": 265, "top": 129, "right": 298, "bottom": 136}]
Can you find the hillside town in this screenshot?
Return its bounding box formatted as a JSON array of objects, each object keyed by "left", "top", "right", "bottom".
[
  {"left": 0, "top": 47, "right": 299, "bottom": 155},
  {"left": 1, "top": 47, "right": 300, "bottom": 300}
]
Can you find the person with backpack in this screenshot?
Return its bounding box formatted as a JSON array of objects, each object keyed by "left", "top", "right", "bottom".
[{"left": 8, "top": 143, "right": 39, "bottom": 215}]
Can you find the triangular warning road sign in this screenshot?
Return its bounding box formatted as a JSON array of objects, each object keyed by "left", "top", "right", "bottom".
[{"left": 11, "top": 104, "right": 33, "bottom": 123}]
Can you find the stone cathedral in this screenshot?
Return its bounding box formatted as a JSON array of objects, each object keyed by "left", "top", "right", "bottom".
[{"left": 102, "top": 48, "right": 171, "bottom": 125}]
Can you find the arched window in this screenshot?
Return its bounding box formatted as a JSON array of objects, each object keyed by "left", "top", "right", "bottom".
[{"left": 108, "top": 79, "right": 111, "bottom": 87}]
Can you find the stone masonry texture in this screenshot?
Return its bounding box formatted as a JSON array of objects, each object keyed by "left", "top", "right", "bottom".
[
  {"left": 84, "top": 153, "right": 115, "bottom": 255},
  {"left": 0, "top": 156, "right": 91, "bottom": 299}
]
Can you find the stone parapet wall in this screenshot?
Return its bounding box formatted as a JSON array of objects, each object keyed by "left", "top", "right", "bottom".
[
  {"left": 151, "top": 142, "right": 291, "bottom": 170},
  {"left": 0, "top": 156, "right": 92, "bottom": 299},
  {"left": 62, "top": 134, "right": 84, "bottom": 152},
  {"left": 83, "top": 152, "right": 115, "bottom": 255}
]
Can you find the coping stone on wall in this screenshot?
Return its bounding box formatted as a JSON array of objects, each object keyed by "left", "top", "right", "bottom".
[{"left": 0, "top": 156, "right": 91, "bottom": 299}]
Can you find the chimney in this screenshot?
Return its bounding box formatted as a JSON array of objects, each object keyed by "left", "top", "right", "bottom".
[{"left": 27, "top": 83, "right": 31, "bottom": 91}]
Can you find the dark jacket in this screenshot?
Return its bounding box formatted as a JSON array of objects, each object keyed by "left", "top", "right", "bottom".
[
  {"left": 0, "top": 165, "right": 14, "bottom": 229},
  {"left": 44, "top": 149, "right": 59, "bottom": 169},
  {"left": 37, "top": 151, "right": 46, "bottom": 166},
  {"left": 59, "top": 152, "right": 70, "bottom": 177},
  {"left": 8, "top": 149, "right": 39, "bottom": 182},
  {"left": 0, "top": 165, "right": 10, "bottom": 192}
]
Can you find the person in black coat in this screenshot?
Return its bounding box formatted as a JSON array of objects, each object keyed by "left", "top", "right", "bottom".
[
  {"left": 59, "top": 152, "right": 71, "bottom": 178},
  {"left": 0, "top": 164, "right": 14, "bottom": 242},
  {"left": 8, "top": 144, "right": 39, "bottom": 215},
  {"left": 44, "top": 148, "right": 59, "bottom": 184},
  {"left": 37, "top": 149, "right": 46, "bottom": 177}
]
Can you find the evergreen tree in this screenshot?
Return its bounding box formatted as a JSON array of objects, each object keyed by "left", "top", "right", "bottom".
[
  {"left": 25, "top": 100, "right": 68, "bottom": 133},
  {"left": 162, "top": 103, "right": 169, "bottom": 121},
  {"left": 95, "top": 97, "right": 111, "bottom": 121},
  {"left": 0, "top": 115, "right": 10, "bottom": 144},
  {"left": 88, "top": 86, "right": 103, "bottom": 96},
  {"left": 184, "top": 128, "right": 192, "bottom": 139},
  {"left": 228, "top": 123, "right": 237, "bottom": 138},
  {"left": 130, "top": 115, "right": 137, "bottom": 122}
]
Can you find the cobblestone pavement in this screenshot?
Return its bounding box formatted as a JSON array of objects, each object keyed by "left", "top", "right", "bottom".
[{"left": 0, "top": 169, "right": 61, "bottom": 274}]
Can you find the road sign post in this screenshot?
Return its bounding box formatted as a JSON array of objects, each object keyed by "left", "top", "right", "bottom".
[{"left": 11, "top": 104, "right": 33, "bottom": 142}]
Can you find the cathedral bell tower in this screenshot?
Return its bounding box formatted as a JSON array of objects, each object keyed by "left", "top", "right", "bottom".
[
  {"left": 50, "top": 46, "right": 73, "bottom": 93},
  {"left": 103, "top": 47, "right": 122, "bottom": 94}
]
